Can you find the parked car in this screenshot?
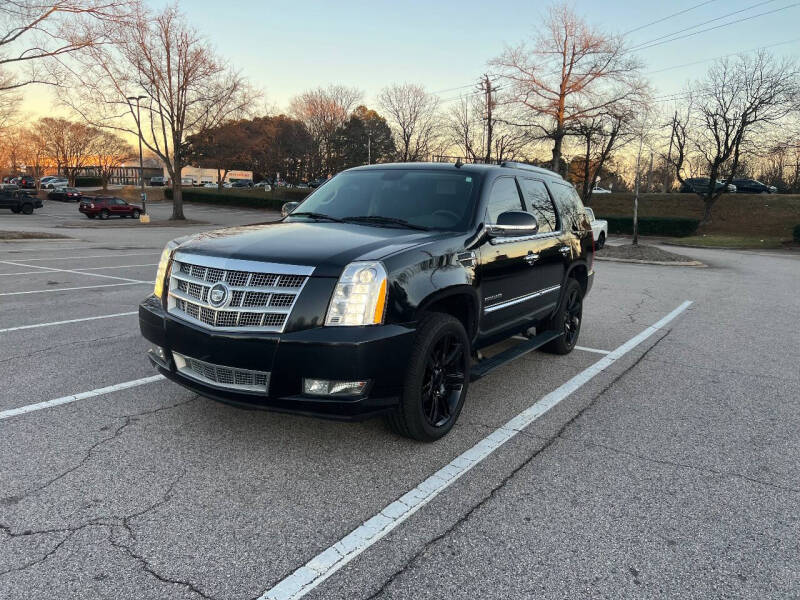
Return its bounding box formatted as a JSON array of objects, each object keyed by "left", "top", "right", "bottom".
[
  {"left": 202, "top": 182, "right": 217, "bottom": 188},
  {"left": 591, "top": 186, "right": 611, "bottom": 194},
  {"left": 181, "top": 176, "right": 196, "bottom": 186},
  {"left": 150, "top": 176, "right": 167, "bottom": 186},
  {"left": 43, "top": 178, "right": 69, "bottom": 189},
  {"left": 16, "top": 175, "right": 36, "bottom": 189},
  {"left": 48, "top": 187, "right": 82, "bottom": 202},
  {"left": 731, "top": 178, "right": 776, "bottom": 194},
  {"left": 0, "top": 188, "right": 42, "bottom": 214},
  {"left": 230, "top": 180, "right": 253, "bottom": 188},
  {"left": 583, "top": 207, "right": 608, "bottom": 249},
  {"left": 139, "top": 161, "right": 594, "bottom": 441},
  {"left": 308, "top": 177, "right": 328, "bottom": 188},
  {"left": 254, "top": 181, "right": 272, "bottom": 190},
  {"left": 680, "top": 178, "right": 736, "bottom": 194},
  {"left": 40, "top": 176, "right": 60, "bottom": 186},
  {"left": 79, "top": 196, "right": 143, "bottom": 219}
]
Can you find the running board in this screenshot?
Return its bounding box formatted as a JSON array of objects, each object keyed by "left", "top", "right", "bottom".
[{"left": 470, "top": 330, "right": 562, "bottom": 381}]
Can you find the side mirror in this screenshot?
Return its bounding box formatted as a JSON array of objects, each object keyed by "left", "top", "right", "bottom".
[
  {"left": 281, "top": 201, "right": 299, "bottom": 217},
  {"left": 488, "top": 210, "right": 539, "bottom": 237}
]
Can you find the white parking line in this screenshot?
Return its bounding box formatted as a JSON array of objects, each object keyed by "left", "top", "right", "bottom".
[
  {"left": 0, "top": 312, "right": 138, "bottom": 333},
  {"left": 0, "top": 260, "right": 147, "bottom": 283},
  {"left": 0, "top": 252, "right": 160, "bottom": 262},
  {"left": 512, "top": 337, "right": 609, "bottom": 355},
  {"left": 0, "top": 375, "right": 165, "bottom": 421},
  {"left": 258, "top": 300, "right": 693, "bottom": 600},
  {"left": 0, "top": 281, "right": 150, "bottom": 296},
  {"left": 0, "top": 263, "right": 158, "bottom": 277},
  {"left": 574, "top": 346, "right": 611, "bottom": 355}
]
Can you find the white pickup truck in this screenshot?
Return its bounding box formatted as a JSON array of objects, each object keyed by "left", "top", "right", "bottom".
[{"left": 584, "top": 207, "right": 608, "bottom": 249}]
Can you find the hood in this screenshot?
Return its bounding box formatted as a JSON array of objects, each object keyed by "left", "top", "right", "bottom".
[{"left": 174, "top": 221, "right": 438, "bottom": 277}]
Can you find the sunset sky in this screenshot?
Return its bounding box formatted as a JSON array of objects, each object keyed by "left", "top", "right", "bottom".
[{"left": 19, "top": 0, "right": 800, "bottom": 121}]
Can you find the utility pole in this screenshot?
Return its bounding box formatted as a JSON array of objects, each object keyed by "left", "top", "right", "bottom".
[
  {"left": 127, "top": 95, "right": 147, "bottom": 215},
  {"left": 482, "top": 74, "right": 495, "bottom": 164},
  {"left": 633, "top": 136, "right": 643, "bottom": 247},
  {"left": 646, "top": 151, "right": 654, "bottom": 193},
  {"left": 664, "top": 110, "right": 677, "bottom": 192}
]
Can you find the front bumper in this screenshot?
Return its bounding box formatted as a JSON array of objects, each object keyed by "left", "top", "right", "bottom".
[{"left": 139, "top": 296, "right": 415, "bottom": 420}]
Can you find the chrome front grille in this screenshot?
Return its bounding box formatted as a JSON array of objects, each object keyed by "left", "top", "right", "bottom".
[
  {"left": 172, "top": 352, "right": 270, "bottom": 393},
  {"left": 167, "top": 252, "right": 314, "bottom": 332}
]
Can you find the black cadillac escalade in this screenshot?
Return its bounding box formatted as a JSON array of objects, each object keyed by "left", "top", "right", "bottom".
[{"left": 139, "top": 162, "right": 594, "bottom": 441}]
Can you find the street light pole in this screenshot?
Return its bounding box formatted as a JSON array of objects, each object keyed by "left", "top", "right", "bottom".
[{"left": 127, "top": 95, "right": 147, "bottom": 215}]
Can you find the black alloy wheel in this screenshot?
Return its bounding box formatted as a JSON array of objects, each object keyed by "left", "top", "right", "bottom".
[
  {"left": 562, "top": 285, "right": 582, "bottom": 348},
  {"left": 388, "top": 313, "right": 471, "bottom": 441},
  {"left": 421, "top": 332, "right": 467, "bottom": 428},
  {"left": 542, "top": 278, "right": 583, "bottom": 355}
]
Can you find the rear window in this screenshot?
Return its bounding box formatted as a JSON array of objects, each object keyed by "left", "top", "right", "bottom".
[
  {"left": 292, "top": 169, "right": 481, "bottom": 231},
  {"left": 548, "top": 182, "right": 586, "bottom": 231}
]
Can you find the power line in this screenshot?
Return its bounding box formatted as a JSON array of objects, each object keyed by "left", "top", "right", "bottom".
[
  {"left": 630, "top": 2, "right": 800, "bottom": 53},
  {"left": 646, "top": 36, "right": 800, "bottom": 74},
  {"left": 621, "top": 0, "right": 722, "bottom": 36}
]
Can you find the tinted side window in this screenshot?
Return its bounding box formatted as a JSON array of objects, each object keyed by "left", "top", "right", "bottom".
[
  {"left": 485, "top": 177, "right": 523, "bottom": 223},
  {"left": 518, "top": 178, "right": 559, "bottom": 233},
  {"left": 548, "top": 182, "right": 586, "bottom": 231}
]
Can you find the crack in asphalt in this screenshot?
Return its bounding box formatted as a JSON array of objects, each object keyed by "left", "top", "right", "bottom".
[
  {"left": 0, "top": 333, "right": 132, "bottom": 364},
  {"left": 0, "top": 471, "right": 214, "bottom": 598},
  {"left": 363, "top": 332, "right": 670, "bottom": 600},
  {"left": 24, "top": 395, "right": 199, "bottom": 499},
  {"left": 106, "top": 470, "right": 219, "bottom": 600}
]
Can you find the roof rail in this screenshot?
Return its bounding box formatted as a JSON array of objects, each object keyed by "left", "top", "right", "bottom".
[{"left": 500, "top": 161, "right": 562, "bottom": 179}]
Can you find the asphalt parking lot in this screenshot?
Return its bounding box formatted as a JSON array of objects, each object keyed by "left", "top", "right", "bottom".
[{"left": 1, "top": 200, "right": 799, "bottom": 599}]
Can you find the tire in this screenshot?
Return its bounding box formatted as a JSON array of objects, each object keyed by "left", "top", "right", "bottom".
[
  {"left": 597, "top": 232, "right": 606, "bottom": 250},
  {"left": 387, "top": 313, "right": 471, "bottom": 442},
  {"left": 541, "top": 278, "right": 583, "bottom": 355},
  {"left": 132, "top": 209, "right": 141, "bottom": 218},
  {"left": 100, "top": 209, "right": 109, "bottom": 220},
  {"left": 20, "top": 203, "right": 33, "bottom": 215}
]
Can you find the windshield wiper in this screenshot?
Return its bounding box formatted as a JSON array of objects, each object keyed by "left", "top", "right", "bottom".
[
  {"left": 342, "top": 216, "right": 430, "bottom": 230},
  {"left": 288, "top": 211, "right": 344, "bottom": 223}
]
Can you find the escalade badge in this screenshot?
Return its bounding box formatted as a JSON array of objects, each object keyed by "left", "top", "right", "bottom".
[{"left": 208, "top": 282, "right": 230, "bottom": 308}]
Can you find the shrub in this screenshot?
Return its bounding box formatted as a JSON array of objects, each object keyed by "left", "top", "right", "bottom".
[
  {"left": 164, "top": 187, "right": 311, "bottom": 210},
  {"left": 74, "top": 176, "right": 103, "bottom": 187},
  {"left": 793, "top": 224, "right": 800, "bottom": 242},
  {"left": 601, "top": 216, "right": 700, "bottom": 237}
]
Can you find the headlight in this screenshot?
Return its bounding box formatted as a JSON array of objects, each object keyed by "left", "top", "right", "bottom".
[
  {"left": 325, "top": 261, "right": 388, "bottom": 326},
  {"left": 153, "top": 240, "right": 178, "bottom": 298}
]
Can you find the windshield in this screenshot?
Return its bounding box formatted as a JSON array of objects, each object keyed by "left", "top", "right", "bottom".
[{"left": 289, "top": 169, "right": 481, "bottom": 231}]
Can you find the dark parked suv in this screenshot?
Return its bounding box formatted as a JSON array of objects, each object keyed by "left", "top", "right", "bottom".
[
  {"left": 139, "top": 162, "right": 594, "bottom": 441},
  {"left": 0, "top": 187, "right": 43, "bottom": 214}
]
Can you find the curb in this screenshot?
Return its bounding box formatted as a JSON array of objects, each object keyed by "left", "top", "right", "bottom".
[{"left": 595, "top": 256, "right": 706, "bottom": 267}]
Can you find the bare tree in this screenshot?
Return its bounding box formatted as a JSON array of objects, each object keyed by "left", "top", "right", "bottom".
[
  {"left": 569, "top": 101, "right": 639, "bottom": 204},
  {"left": 36, "top": 117, "right": 99, "bottom": 184},
  {"left": 61, "top": 2, "right": 254, "bottom": 219},
  {"left": 93, "top": 129, "right": 132, "bottom": 189},
  {"left": 491, "top": 2, "right": 644, "bottom": 175},
  {"left": 0, "top": 0, "right": 132, "bottom": 93},
  {"left": 668, "top": 52, "right": 799, "bottom": 223},
  {"left": 378, "top": 83, "right": 440, "bottom": 162},
  {"left": 290, "top": 85, "right": 361, "bottom": 176},
  {"left": 447, "top": 89, "right": 529, "bottom": 164}
]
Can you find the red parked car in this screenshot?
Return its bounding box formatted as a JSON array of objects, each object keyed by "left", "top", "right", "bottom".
[{"left": 79, "top": 196, "right": 143, "bottom": 219}]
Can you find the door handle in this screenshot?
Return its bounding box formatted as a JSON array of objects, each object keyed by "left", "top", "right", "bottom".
[
  {"left": 559, "top": 246, "right": 571, "bottom": 255},
  {"left": 524, "top": 253, "right": 539, "bottom": 265}
]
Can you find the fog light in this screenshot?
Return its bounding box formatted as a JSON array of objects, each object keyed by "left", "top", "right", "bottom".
[
  {"left": 148, "top": 345, "right": 169, "bottom": 367},
  {"left": 303, "top": 379, "right": 369, "bottom": 397}
]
